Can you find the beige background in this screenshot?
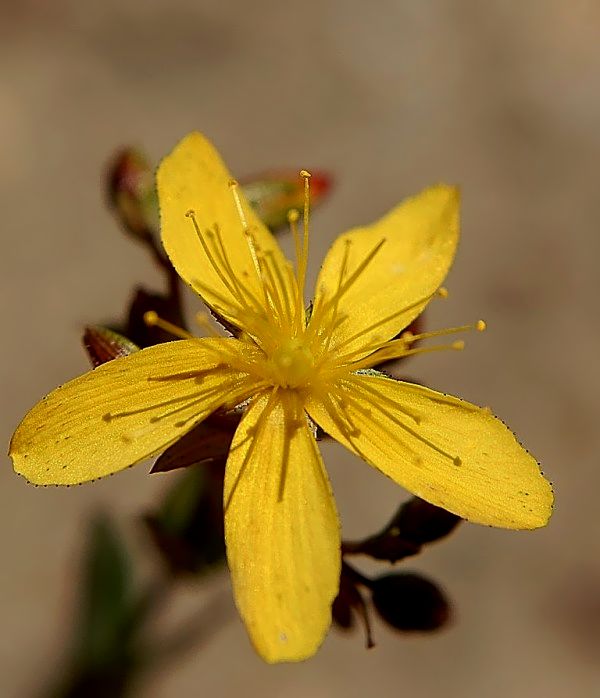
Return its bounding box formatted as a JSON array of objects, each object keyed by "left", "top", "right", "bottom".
[{"left": 2, "top": 1, "right": 599, "bottom": 696}]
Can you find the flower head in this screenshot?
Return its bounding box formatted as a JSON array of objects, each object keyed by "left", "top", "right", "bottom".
[{"left": 10, "top": 132, "right": 553, "bottom": 662}]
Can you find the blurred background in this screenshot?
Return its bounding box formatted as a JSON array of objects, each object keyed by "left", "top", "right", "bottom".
[{"left": 1, "top": 1, "right": 599, "bottom": 696}]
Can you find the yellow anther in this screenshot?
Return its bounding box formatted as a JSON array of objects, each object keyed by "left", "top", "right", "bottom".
[
  {"left": 144, "top": 310, "right": 159, "bottom": 326},
  {"left": 228, "top": 178, "right": 239, "bottom": 188},
  {"left": 452, "top": 340, "right": 465, "bottom": 350},
  {"left": 437, "top": 286, "right": 449, "bottom": 298},
  {"left": 287, "top": 208, "right": 300, "bottom": 223},
  {"left": 476, "top": 319, "right": 487, "bottom": 332},
  {"left": 300, "top": 169, "right": 312, "bottom": 178}
]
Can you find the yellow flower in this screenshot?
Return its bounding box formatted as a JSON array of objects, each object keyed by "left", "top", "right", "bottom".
[{"left": 10, "top": 132, "right": 553, "bottom": 663}]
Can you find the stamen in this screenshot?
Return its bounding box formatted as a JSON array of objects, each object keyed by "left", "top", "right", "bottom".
[
  {"left": 263, "top": 250, "right": 294, "bottom": 328},
  {"left": 297, "top": 170, "right": 312, "bottom": 318},
  {"left": 399, "top": 320, "right": 487, "bottom": 346},
  {"left": 143, "top": 311, "right": 193, "bottom": 340},
  {"left": 208, "top": 223, "right": 265, "bottom": 313},
  {"left": 259, "top": 252, "right": 297, "bottom": 332},
  {"left": 437, "top": 286, "right": 449, "bottom": 299},
  {"left": 228, "top": 179, "right": 265, "bottom": 296},
  {"left": 317, "top": 290, "right": 433, "bottom": 366},
  {"left": 300, "top": 169, "right": 311, "bottom": 278},
  {"left": 186, "top": 210, "right": 281, "bottom": 342},
  {"left": 287, "top": 208, "right": 302, "bottom": 280},
  {"left": 228, "top": 179, "right": 248, "bottom": 228},
  {"left": 328, "top": 340, "right": 465, "bottom": 377},
  {"left": 186, "top": 210, "right": 248, "bottom": 307}
]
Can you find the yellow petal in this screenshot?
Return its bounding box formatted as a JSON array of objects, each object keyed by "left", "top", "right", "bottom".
[
  {"left": 10, "top": 339, "right": 262, "bottom": 485},
  {"left": 306, "top": 374, "right": 553, "bottom": 529},
  {"left": 224, "top": 390, "right": 340, "bottom": 662},
  {"left": 312, "top": 185, "right": 459, "bottom": 359},
  {"left": 157, "top": 132, "right": 295, "bottom": 332}
]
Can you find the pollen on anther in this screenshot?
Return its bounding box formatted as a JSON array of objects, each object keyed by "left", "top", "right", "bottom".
[
  {"left": 452, "top": 340, "right": 465, "bottom": 350},
  {"left": 476, "top": 320, "right": 487, "bottom": 332},
  {"left": 300, "top": 169, "right": 311, "bottom": 179},
  {"left": 437, "top": 286, "right": 449, "bottom": 299},
  {"left": 144, "top": 310, "right": 159, "bottom": 327},
  {"left": 287, "top": 208, "right": 300, "bottom": 223},
  {"left": 453, "top": 456, "right": 462, "bottom": 466}
]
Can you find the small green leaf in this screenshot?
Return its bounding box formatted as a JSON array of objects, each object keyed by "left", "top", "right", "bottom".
[{"left": 74, "top": 514, "right": 135, "bottom": 668}]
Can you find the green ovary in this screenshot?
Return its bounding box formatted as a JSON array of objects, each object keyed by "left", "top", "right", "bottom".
[{"left": 268, "top": 338, "right": 316, "bottom": 388}]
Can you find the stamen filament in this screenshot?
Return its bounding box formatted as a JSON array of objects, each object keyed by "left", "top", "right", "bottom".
[
  {"left": 328, "top": 340, "right": 465, "bottom": 377},
  {"left": 228, "top": 180, "right": 269, "bottom": 308},
  {"left": 287, "top": 208, "right": 306, "bottom": 331},
  {"left": 288, "top": 208, "right": 302, "bottom": 283},
  {"left": 400, "top": 320, "right": 486, "bottom": 346},
  {"left": 186, "top": 210, "right": 256, "bottom": 315},
  {"left": 264, "top": 251, "right": 294, "bottom": 328},
  {"left": 299, "top": 170, "right": 311, "bottom": 298},
  {"left": 143, "top": 311, "right": 194, "bottom": 340},
  {"left": 208, "top": 223, "right": 266, "bottom": 314},
  {"left": 320, "top": 289, "right": 446, "bottom": 363}
]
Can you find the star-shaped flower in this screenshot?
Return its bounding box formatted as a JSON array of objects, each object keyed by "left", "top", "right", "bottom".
[{"left": 10, "top": 132, "right": 553, "bottom": 662}]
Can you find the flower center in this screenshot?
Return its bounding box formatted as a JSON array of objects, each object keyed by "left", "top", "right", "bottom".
[{"left": 269, "top": 338, "right": 315, "bottom": 388}]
